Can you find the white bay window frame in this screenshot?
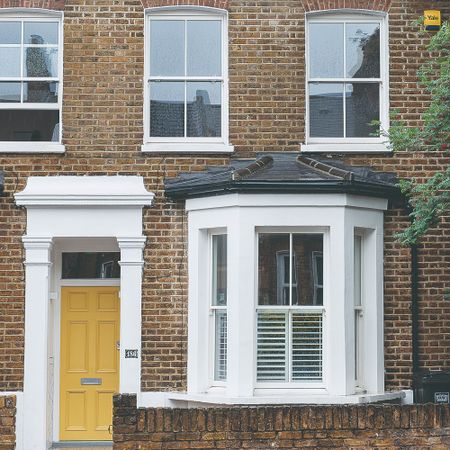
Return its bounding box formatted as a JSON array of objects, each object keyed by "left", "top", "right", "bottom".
[
  {"left": 181, "top": 194, "right": 387, "bottom": 404},
  {"left": 302, "top": 11, "right": 389, "bottom": 153},
  {"left": 142, "top": 7, "right": 233, "bottom": 154},
  {"left": 0, "top": 9, "right": 64, "bottom": 153}
]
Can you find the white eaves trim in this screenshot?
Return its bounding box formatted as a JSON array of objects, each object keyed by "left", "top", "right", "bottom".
[
  {"left": 15, "top": 176, "right": 155, "bottom": 206},
  {"left": 142, "top": 142, "right": 235, "bottom": 154}
]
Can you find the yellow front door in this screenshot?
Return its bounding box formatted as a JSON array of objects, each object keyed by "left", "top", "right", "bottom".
[{"left": 60, "top": 287, "right": 120, "bottom": 441}]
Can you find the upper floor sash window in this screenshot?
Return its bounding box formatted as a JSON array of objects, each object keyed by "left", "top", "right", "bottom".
[{"left": 0, "top": 12, "right": 62, "bottom": 144}]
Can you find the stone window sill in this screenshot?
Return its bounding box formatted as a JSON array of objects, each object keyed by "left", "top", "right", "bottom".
[
  {"left": 0, "top": 142, "right": 65, "bottom": 154},
  {"left": 141, "top": 142, "right": 234, "bottom": 154}
]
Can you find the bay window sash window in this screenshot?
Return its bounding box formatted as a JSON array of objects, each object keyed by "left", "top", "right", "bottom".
[
  {"left": 256, "top": 232, "right": 324, "bottom": 384},
  {"left": 211, "top": 233, "right": 227, "bottom": 383}
]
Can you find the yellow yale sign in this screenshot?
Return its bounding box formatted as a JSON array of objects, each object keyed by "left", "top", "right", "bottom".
[{"left": 424, "top": 10, "right": 441, "bottom": 31}]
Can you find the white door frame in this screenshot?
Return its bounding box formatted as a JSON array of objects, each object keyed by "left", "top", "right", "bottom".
[{"left": 15, "top": 176, "right": 154, "bottom": 450}]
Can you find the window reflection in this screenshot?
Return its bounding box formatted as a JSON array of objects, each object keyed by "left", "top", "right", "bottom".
[
  {"left": 258, "top": 234, "right": 323, "bottom": 306},
  {"left": 62, "top": 253, "right": 120, "bottom": 279}
]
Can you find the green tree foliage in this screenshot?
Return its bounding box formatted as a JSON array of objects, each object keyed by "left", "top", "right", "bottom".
[{"left": 381, "top": 21, "right": 449, "bottom": 245}]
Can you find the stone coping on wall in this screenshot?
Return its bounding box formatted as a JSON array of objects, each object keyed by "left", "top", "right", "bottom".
[{"left": 113, "top": 394, "right": 450, "bottom": 449}]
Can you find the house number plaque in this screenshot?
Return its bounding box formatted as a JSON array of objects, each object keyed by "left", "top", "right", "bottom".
[{"left": 125, "top": 349, "right": 139, "bottom": 358}]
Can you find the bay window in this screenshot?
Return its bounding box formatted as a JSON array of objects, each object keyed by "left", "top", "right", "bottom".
[
  {"left": 166, "top": 153, "right": 398, "bottom": 404},
  {"left": 0, "top": 10, "right": 63, "bottom": 152}
]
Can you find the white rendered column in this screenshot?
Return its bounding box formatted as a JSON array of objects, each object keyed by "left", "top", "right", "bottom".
[
  {"left": 363, "top": 220, "right": 385, "bottom": 394},
  {"left": 22, "top": 237, "right": 53, "bottom": 450},
  {"left": 227, "top": 211, "right": 255, "bottom": 398},
  {"left": 117, "top": 237, "right": 146, "bottom": 395},
  {"left": 326, "top": 211, "right": 353, "bottom": 396}
]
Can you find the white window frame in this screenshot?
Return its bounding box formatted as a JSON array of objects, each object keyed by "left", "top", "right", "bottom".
[
  {"left": 209, "top": 230, "right": 228, "bottom": 386},
  {"left": 255, "top": 230, "right": 326, "bottom": 389},
  {"left": 142, "top": 7, "right": 233, "bottom": 154},
  {"left": 302, "top": 11, "right": 389, "bottom": 153},
  {"left": 0, "top": 8, "right": 64, "bottom": 153}
]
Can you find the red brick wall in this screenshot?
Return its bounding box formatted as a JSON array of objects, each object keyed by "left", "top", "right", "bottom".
[
  {"left": 113, "top": 394, "right": 450, "bottom": 449},
  {"left": 0, "top": 0, "right": 448, "bottom": 393},
  {"left": 0, "top": 396, "right": 16, "bottom": 450},
  {"left": 0, "top": 0, "right": 64, "bottom": 9}
]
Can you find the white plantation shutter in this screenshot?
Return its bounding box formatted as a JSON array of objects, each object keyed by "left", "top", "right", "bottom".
[
  {"left": 257, "top": 312, "right": 287, "bottom": 381},
  {"left": 291, "top": 313, "right": 323, "bottom": 380},
  {"left": 257, "top": 311, "right": 323, "bottom": 382},
  {"left": 214, "top": 310, "right": 227, "bottom": 381}
]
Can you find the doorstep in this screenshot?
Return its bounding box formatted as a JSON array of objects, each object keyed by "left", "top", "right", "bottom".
[{"left": 52, "top": 442, "right": 112, "bottom": 449}]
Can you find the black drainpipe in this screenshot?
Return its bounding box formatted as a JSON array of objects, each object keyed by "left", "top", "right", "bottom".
[{"left": 409, "top": 201, "right": 420, "bottom": 400}]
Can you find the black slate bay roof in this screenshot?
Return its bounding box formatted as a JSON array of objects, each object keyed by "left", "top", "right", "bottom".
[{"left": 165, "top": 152, "right": 401, "bottom": 200}]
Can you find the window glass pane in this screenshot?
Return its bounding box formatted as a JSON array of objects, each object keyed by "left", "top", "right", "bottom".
[
  {"left": 0, "top": 21, "right": 21, "bottom": 44},
  {"left": 150, "top": 20, "right": 184, "bottom": 76},
  {"left": 187, "top": 20, "right": 221, "bottom": 76},
  {"left": 62, "top": 253, "right": 120, "bottom": 279},
  {"left": 0, "top": 109, "right": 59, "bottom": 141},
  {"left": 309, "top": 83, "right": 344, "bottom": 137},
  {"left": 24, "top": 22, "right": 59, "bottom": 45},
  {"left": 345, "top": 83, "right": 379, "bottom": 137},
  {"left": 309, "top": 23, "right": 344, "bottom": 78},
  {"left": 292, "top": 313, "right": 323, "bottom": 380},
  {"left": 0, "top": 82, "right": 21, "bottom": 102},
  {"left": 214, "top": 310, "right": 227, "bottom": 381},
  {"left": 292, "top": 234, "right": 323, "bottom": 306},
  {"left": 150, "top": 81, "right": 184, "bottom": 137},
  {"left": 258, "top": 234, "right": 290, "bottom": 306},
  {"left": 24, "top": 47, "right": 58, "bottom": 77},
  {"left": 0, "top": 48, "right": 21, "bottom": 77},
  {"left": 257, "top": 312, "right": 287, "bottom": 381},
  {"left": 187, "top": 82, "right": 221, "bottom": 137},
  {"left": 212, "top": 235, "right": 227, "bottom": 306},
  {"left": 346, "top": 23, "right": 380, "bottom": 78},
  {"left": 24, "top": 81, "right": 58, "bottom": 103}
]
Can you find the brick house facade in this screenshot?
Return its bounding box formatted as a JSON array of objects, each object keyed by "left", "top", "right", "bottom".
[{"left": 0, "top": 0, "right": 448, "bottom": 448}]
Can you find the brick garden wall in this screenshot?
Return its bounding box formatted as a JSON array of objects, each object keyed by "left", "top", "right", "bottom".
[
  {"left": 0, "top": 0, "right": 449, "bottom": 393},
  {"left": 113, "top": 394, "right": 450, "bottom": 449},
  {"left": 0, "top": 396, "right": 16, "bottom": 450}
]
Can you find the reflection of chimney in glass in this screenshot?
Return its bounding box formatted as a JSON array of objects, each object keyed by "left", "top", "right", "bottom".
[{"left": 26, "top": 34, "right": 52, "bottom": 102}]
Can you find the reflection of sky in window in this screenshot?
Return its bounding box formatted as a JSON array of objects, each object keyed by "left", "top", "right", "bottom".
[
  {"left": 187, "top": 82, "right": 221, "bottom": 104},
  {"left": 309, "top": 23, "right": 344, "bottom": 78},
  {"left": 24, "top": 22, "right": 59, "bottom": 44},
  {"left": 150, "top": 21, "right": 185, "bottom": 76},
  {"left": 150, "top": 82, "right": 184, "bottom": 102},
  {"left": 0, "top": 48, "right": 21, "bottom": 77},
  {"left": 187, "top": 21, "right": 221, "bottom": 76},
  {"left": 0, "top": 82, "right": 21, "bottom": 102},
  {"left": 309, "top": 83, "right": 343, "bottom": 96},
  {"left": 0, "top": 22, "right": 21, "bottom": 44}
]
